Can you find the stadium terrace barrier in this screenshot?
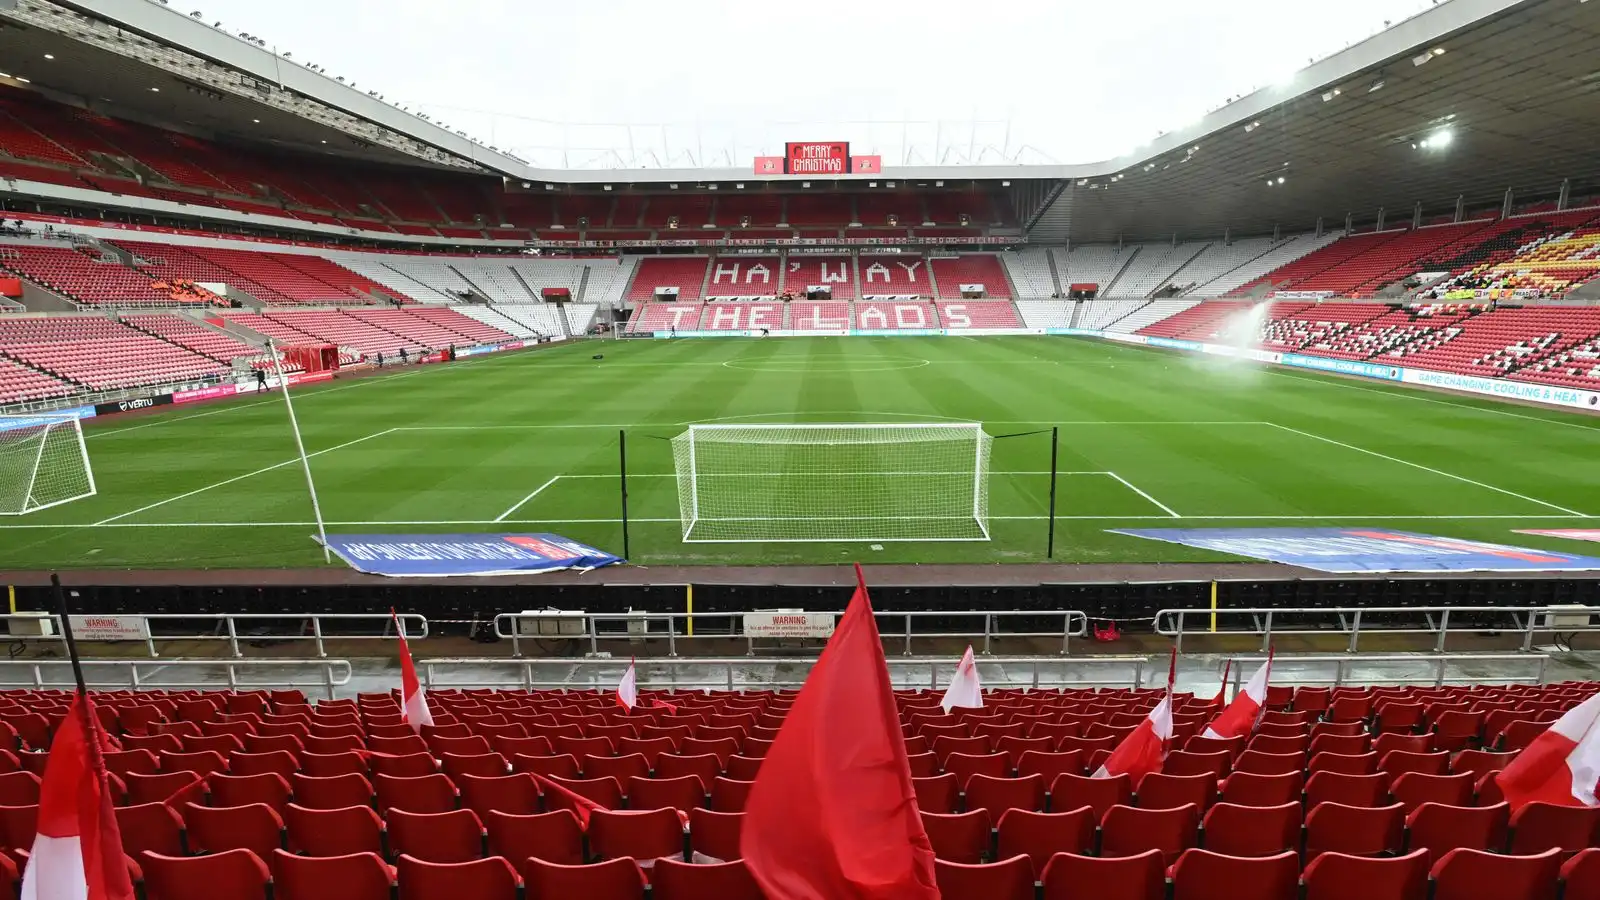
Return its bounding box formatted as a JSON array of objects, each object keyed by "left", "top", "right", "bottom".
[
  {"left": 1216, "top": 653, "right": 1551, "bottom": 689},
  {"left": 494, "top": 609, "right": 1091, "bottom": 658},
  {"left": 0, "top": 657, "right": 353, "bottom": 697},
  {"left": 0, "top": 612, "right": 427, "bottom": 659},
  {"left": 412, "top": 655, "right": 1148, "bottom": 692},
  {"left": 1155, "top": 605, "right": 1600, "bottom": 654}
]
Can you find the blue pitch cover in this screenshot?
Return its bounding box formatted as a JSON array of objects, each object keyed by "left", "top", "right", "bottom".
[
  {"left": 1110, "top": 527, "right": 1600, "bottom": 573},
  {"left": 320, "top": 533, "right": 624, "bottom": 576}
]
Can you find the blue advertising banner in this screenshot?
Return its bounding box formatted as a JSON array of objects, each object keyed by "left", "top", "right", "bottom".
[
  {"left": 1110, "top": 527, "right": 1600, "bottom": 573},
  {"left": 321, "top": 533, "right": 624, "bottom": 577}
]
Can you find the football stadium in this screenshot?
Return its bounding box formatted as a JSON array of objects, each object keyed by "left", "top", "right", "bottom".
[{"left": 1, "top": 0, "right": 1599, "bottom": 897}]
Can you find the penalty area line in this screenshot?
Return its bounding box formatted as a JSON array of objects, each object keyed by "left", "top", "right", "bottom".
[
  {"left": 495, "top": 477, "right": 561, "bottom": 523},
  {"left": 1107, "top": 472, "right": 1181, "bottom": 518}
]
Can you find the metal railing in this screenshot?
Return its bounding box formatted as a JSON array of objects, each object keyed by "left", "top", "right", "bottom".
[
  {"left": 1215, "top": 653, "right": 1551, "bottom": 690},
  {"left": 416, "top": 654, "right": 1147, "bottom": 693},
  {"left": 0, "top": 613, "right": 427, "bottom": 659},
  {"left": 0, "top": 658, "right": 353, "bottom": 698},
  {"left": 494, "top": 609, "right": 1090, "bottom": 658},
  {"left": 1154, "top": 606, "right": 1600, "bottom": 653}
]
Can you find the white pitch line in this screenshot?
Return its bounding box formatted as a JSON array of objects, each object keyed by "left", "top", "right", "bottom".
[
  {"left": 91, "top": 429, "right": 399, "bottom": 526},
  {"left": 1107, "top": 472, "right": 1182, "bottom": 518},
  {"left": 3, "top": 513, "right": 1592, "bottom": 530},
  {"left": 495, "top": 477, "right": 560, "bottom": 523},
  {"left": 1265, "top": 422, "right": 1587, "bottom": 517}
]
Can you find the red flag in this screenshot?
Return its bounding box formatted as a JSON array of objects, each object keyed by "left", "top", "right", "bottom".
[
  {"left": 21, "top": 693, "right": 135, "bottom": 900},
  {"left": 1497, "top": 691, "right": 1600, "bottom": 810},
  {"left": 1208, "top": 659, "right": 1233, "bottom": 711},
  {"left": 392, "top": 610, "right": 432, "bottom": 733},
  {"left": 1093, "top": 648, "right": 1176, "bottom": 786},
  {"left": 1203, "top": 652, "right": 1272, "bottom": 740},
  {"left": 743, "top": 564, "right": 939, "bottom": 900}
]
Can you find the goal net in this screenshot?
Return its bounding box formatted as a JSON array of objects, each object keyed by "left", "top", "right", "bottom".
[
  {"left": 672, "top": 423, "right": 993, "bottom": 543},
  {"left": 0, "top": 415, "right": 96, "bottom": 515}
]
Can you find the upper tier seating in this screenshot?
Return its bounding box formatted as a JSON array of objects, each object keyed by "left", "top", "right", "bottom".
[
  {"left": 0, "top": 316, "right": 226, "bottom": 390},
  {"left": 0, "top": 243, "right": 175, "bottom": 307},
  {"left": 931, "top": 256, "right": 1012, "bottom": 299}
]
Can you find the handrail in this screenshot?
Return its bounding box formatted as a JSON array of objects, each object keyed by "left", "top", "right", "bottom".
[
  {"left": 416, "top": 654, "right": 1146, "bottom": 692},
  {"left": 493, "top": 609, "right": 1090, "bottom": 659},
  {"left": 0, "top": 613, "right": 427, "bottom": 659},
  {"left": 0, "top": 658, "right": 353, "bottom": 699},
  {"left": 1153, "top": 605, "right": 1600, "bottom": 653},
  {"left": 1214, "top": 653, "right": 1550, "bottom": 690}
]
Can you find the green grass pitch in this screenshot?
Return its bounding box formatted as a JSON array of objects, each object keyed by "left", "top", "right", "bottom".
[{"left": 3, "top": 335, "right": 1599, "bottom": 570}]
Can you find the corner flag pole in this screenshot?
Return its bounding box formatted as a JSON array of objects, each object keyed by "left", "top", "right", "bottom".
[
  {"left": 618, "top": 429, "right": 631, "bottom": 560},
  {"left": 1046, "top": 426, "right": 1059, "bottom": 559},
  {"left": 267, "top": 340, "right": 331, "bottom": 562},
  {"left": 50, "top": 573, "right": 87, "bottom": 694}
]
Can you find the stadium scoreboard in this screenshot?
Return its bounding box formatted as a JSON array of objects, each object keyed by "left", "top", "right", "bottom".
[{"left": 786, "top": 141, "right": 850, "bottom": 175}]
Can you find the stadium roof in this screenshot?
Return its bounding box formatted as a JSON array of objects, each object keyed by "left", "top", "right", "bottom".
[{"left": 4, "top": 0, "right": 1599, "bottom": 242}]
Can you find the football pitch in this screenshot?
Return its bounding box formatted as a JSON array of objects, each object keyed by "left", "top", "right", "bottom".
[{"left": 4, "top": 334, "right": 1599, "bottom": 571}]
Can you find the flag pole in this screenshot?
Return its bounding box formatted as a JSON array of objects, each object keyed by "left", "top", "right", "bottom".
[
  {"left": 49, "top": 573, "right": 87, "bottom": 695},
  {"left": 1046, "top": 426, "right": 1059, "bottom": 559},
  {"left": 267, "top": 339, "right": 331, "bottom": 563}
]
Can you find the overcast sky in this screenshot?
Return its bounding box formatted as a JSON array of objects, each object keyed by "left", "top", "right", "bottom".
[{"left": 193, "top": 0, "right": 1434, "bottom": 168}]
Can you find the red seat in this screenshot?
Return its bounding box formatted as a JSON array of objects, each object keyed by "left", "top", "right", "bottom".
[
  {"left": 289, "top": 772, "right": 374, "bottom": 810},
  {"left": 687, "top": 808, "right": 744, "bottom": 862},
  {"left": 389, "top": 808, "right": 485, "bottom": 863},
  {"left": 1168, "top": 849, "right": 1298, "bottom": 900},
  {"left": 626, "top": 775, "right": 705, "bottom": 812},
  {"left": 1136, "top": 773, "right": 1217, "bottom": 811},
  {"left": 116, "top": 802, "right": 185, "bottom": 856},
  {"left": 1305, "top": 771, "right": 1389, "bottom": 808},
  {"left": 1302, "top": 849, "right": 1429, "bottom": 900},
  {"left": 582, "top": 753, "right": 649, "bottom": 784},
  {"left": 301, "top": 751, "right": 368, "bottom": 778},
  {"left": 1429, "top": 847, "right": 1561, "bottom": 900},
  {"left": 1164, "top": 750, "right": 1231, "bottom": 779},
  {"left": 913, "top": 773, "right": 960, "bottom": 814},
  {"left": 651, "top": 858, "right": 763, "bottom": 900},
  {"left": 1307, "top": 734, "right": 1370, "bottom": 757},
  {"left": 1040, "top": 849, "right": 1164, "bottom": 900},
  {"left": 396, "top": 855, "right": 521, "bottom": 900},
  {"left": 544, "top": 775, "right": 623, "bottom": 811},
  {"left": 1016, "top": 750, "right": 1083, "bottom": 783},
  {"left": 995, "top": 807, "right": 1094, "bottom": 871},
  {"left": 283, "top": 803, "right": 385, "bottom": 856},
  {"left": 511, "top": 754, "right": 580, "bottom": 779},
  {"left": 943, "top": 752, "right": 1009, "bottom": 789},
  {"left": 1220, "top": 771, "right": 1302, "bottom": 807},
  {"left": 1450, "top": 750, "right": 1517, "bottom": 781},
  {"left": 484, "top": 809, "right": 583, "bottom": 866},
  {"left": 141, "top": 849, "right": 270, "bottom": 900},
  {"left": 125, "top": 771, "right": 204, "bottom": 806},
  {"left": 1380, "top": 751, "right": 1450, "bottom": 778},
  {"left": 1306, "top": 801, "right": 1404, "bottom": 859},
  {"left": 1391, "top": 773, "right": 1474, "bottom": 813},
  {"left": 1200, "top": 801, "right": 1300, "bottom": 857},
  {"left": 184, "top": 802, "right": 284, "bottom": 859},
  {"left": 654, "top": 754, "right": 721, "bottom": 788},
  {"left": 1050, "top": 772, "right": 1131, "bottom": 819},
  {"left": 588, "top": 806, "right": 684, "bottom": 863},
  {"left": 1405, "top": 802, "right": 1509, "bottom": 866},
  {"left": 457, "top": 773, "right": 540, "bottom": 817},
  {"left": 1374, "top": 734, "right": 1433, "bottom": 756},
  {"left": 920, "top": 809, "right": 991, "bottom": 863},
  {"left": 934, "top": 854, "right": 1035, "bottom": 900},
  {"left": 1101, "top": 803, "right": 1199, "bottom": 864},
  {"left": 1308, "top": 752, "right": 1378, "bottom": 776},
  {"left": 965, "top": 774, "right": 1045, "bottom": 813},
  {"left": 1560, "top": 848, "right": 1600, "bottom": 898},
  {"left": 375, "top": 772, "right": 458, "bottom": 815},
  {"left": 522, "top": 856, "right": 646, "bottom": 900},
  {"left": 440, "top": 753, "right": 510, "bottom": 780},
  {"left": 208, "top": 773, "right": 292, "bottom": 812},
  {"left": 0, "top": 772, "right": 41, "bottom": 806},
  {"left": 709, "top": 776, "right": 752, "bottom": 813},
  {"left": 1509, "top": 802, "right": 1600, "bottom": 855},
  {"left": 271, "top": 849, "right": 395, "bottom": 900}
]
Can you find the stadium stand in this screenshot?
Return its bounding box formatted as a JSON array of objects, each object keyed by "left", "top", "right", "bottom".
[
  {"left": 627, "top": 302, "right": 703, "bottom": 333},
  {"left": 0, "top": 315, "right": 226, "bottom": 390},
  {"left": 1104, "top": 242, "right": 1210, "bottom": 299},
  {"left": 1107, "top": 299, "right": 1203, "bottom": 334},
  {"left": 488, "top": 303, "right": 571, "bottom": 338},
  {"left": 454, "top": 306, "right": 536, "bottom": 340},
  {"left": 1076, "top": 300, "right": 1148, "bottom": 331},
  {"left": 1193, "top": 233, "right": 1345, "bottom": 298},
  {"left": 706, "top": 257, "right": 782, "bottom": 298},
  {"left": 1001, "top": 249, "right": 1059, "bottom": 299},
  {"left": 122, "top": 314, "right": 262, "bottom": 363},
  {"left": 1053, "top": 246, "right": 1131, "bottom": 297},
  {"left": 937, "top": 302, "right": 1023, "bottom": 329},
  {"left": 859, "top": 255, "right": 933, "bottom": 297},
  {"left": 700, "top": 303, "right": 783, "bottom": 331},
  {"left": 0, "top": 354, "right": 73, "bottom": 404},
  {"left": 0, "top": 677, "right": 1583, "bottom": 899},
  {"left": 931, "top": 255, "right": 1013, "bottom": 299},
  {"left": 626, "top": 258, "right": 711, "bottom": 303},
  {"left": 790, "top": 302, "right": 852, "bottom": 330},
  {"left": 1013, "top": 301, "right": 1075, "bottom": 330},
  {"left": 0, "top": 242, "right": 176, "bottom": 307},
  {"left": 1136, "top": 301, "right": 1253, "bottom": 340},
  {"left": 857, "top": 301, "right": 940, "bottom": 330},
  {"left": 785, "top": 256, "right": 856, "bottom": 300}
]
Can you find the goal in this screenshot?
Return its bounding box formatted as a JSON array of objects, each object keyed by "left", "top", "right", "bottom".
[
  {"left": 0, "top": 415, "right": 96, "bottom": 515},
  {"left": 671, "top": 423, "right": 993, "bottom": 543}
]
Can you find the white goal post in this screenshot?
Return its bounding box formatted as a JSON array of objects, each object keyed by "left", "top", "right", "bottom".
[
  {"left": 0, "top": 414, "right": 96, "bottom": 515},
  {"left": 671, "top": 423, "right": 993, "bottom": 543}
]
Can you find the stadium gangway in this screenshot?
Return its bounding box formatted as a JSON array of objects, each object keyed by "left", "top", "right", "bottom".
[
  {"left": 1154, "top": 605, "right": 1600, "bottom": 654},
  {"left": 0, "top": 612, "right": 428, "bottom": 660},
  {"left": 1212, "top": 653, "right": 1552, "bottom": 693},
  {"left": 0, "top": 657, "right": 354, "bottom": 698},
  {"left": 493, "top": 609, "right": 1091, "bottom": 659},
  {"left": 413, "top": 655, "right": 1149, "bottom": 693}
]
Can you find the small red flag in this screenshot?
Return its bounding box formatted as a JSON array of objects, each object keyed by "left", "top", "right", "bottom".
[
  {"left": 743, "top": 564, "right": 939, "bottom": 900},
  {"left": 391, "top": 609, "right": 432, "bottom": 733}
]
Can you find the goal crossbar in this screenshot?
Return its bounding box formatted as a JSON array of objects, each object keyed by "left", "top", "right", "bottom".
[{"left": 672, "top": 422, "right": 992, "bottom": 543}]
